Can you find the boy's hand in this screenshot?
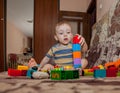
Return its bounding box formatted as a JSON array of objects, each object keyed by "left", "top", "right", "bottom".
[
  {"left": 76, "top": 68, "right": 83, "bottom": 76},
  {"left": 77, "top": 34, "right": 85, "bottom": 46},
  {"left": 73, "top": 34, "right": 85, "bottom": 46}
]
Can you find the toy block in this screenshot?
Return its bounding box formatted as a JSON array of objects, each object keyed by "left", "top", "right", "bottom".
[
  {"left": 65, "top": 70, "right": 74, "bottom": 79},
  {"left": 104, "top": 62, "right": 115, "bottom": 69},
  {"left": 50, "top": 70, "right": 62, "bottom": 80},
  {"left": 98, "top": 65, "right": 104, "bottom": 69},
  {"left": 17, "top": 65, "right": 29, "bottom": 70},
  {"left": 63, "top": 65, "right": 73, "bottom": 70},
  {"left": 21, "top": 70, "right": 27, "bottom": 76},
  {"left": 61, "top": 71, "right": 66, "bottom": 79},
  {"left": 73, "top": 70, "right": 79, "bottom": 78},
  {"left": 92, "top": 66, "right": 100, "bottom": 70},
  {"left": 72, "top": 44, "right": 81, "bottom": 51},
  {"left": 27, "top": 69, "right": 35, "bottom": 78},
  {"left": 73, "top": 58, "right": 81, "bottom": 64},
  {"left": 8, "top": 68, "right": 21, "bottom": 76},
  {"left": 73, "top": 51, "right": 81, "bottom": 58},
  {"left": 94, "top": 69, "right": 106, "bottom": 78},
  {"left": 50, "top": 70, "right": 79, "bottom": 80},
  {"left": 73, "top": 58, "right": 81, "bottom": 69},
  {"left": 26, "top": 66, "right": 38, "bottom": 78},
  {"left": 106, "top": 67, "right": 118, "bottom": 77},
  {"left": 83, "top": 69, "right": 94, "bottom": 76},
  {"left": 117, "top": 71, "right": 120, "bottom": 76},
  {"left": 72, "top": 35, "right": 81, "bottom": 44},
  {"left": 8, "top": 68, "right": 27, "bottom": 76},
  {"left": 74, "top": 64, "right": 81, "bottom": 68},
  {"left": 114, "top": 59, "right": 120, "bottom": 68},
  {"left": 84, "top": 72, "right": 93, "bottom": 76}
]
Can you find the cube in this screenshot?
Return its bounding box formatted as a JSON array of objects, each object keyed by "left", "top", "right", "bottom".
[
  {"left": 72, "top": 44, "right": 81, "bottom": 51},
  {"left": 94, "top": 69, "right": 106, "bottom": 78},
  {"left": 73, "top": 51, "right": 81, "bottom": 58}
]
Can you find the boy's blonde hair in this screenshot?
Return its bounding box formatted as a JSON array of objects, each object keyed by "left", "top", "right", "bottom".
[{"left": 55, "top": 21, "right": 72, "bottom": 34}]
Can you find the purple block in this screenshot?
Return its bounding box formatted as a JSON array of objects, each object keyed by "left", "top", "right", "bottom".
[{"left": 73, "top": 58, "right": 81, "bottom": 65}]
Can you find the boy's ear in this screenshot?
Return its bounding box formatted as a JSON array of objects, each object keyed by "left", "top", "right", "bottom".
[{"left": 54, "top": 35, "right": 58, "bottom": 41}]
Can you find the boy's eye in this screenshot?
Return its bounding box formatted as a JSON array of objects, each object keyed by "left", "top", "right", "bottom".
[
  {"left": 59, "top": 33, "right": 63, "bottom": 35},
  {"left": 67, "top": 32, "right": 70, "bottom": 34}
]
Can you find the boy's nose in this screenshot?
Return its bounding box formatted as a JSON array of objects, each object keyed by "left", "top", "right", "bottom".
[{"left": 64, "top": 33, "right": 67, "bottom": 36}]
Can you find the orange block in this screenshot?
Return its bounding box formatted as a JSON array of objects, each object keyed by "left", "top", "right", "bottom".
[
  {"left": 73, "top": 51, "right": 81, "bottom": 58},
  {"left": 104, "top": 62, "right": 115, "bottom": 69},
  {"left": 115, "top": 59, "right": 120, "bottom": 68}
]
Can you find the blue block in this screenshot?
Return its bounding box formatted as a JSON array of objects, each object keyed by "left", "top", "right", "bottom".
[
  {"left": 26, "top": 68, "right": 37, "bottom": 78},
  {"left": 94, "top": 69, "right": 106, "bottom": 78},
  {"left": 26, "top": 65, "right": 39, "bottom": 78},
  {"left": 72, "top": 44, "right": 81, "bottom": 51},
  {"left": 74, "top": 64, "right": 81, "bottom": 68}
]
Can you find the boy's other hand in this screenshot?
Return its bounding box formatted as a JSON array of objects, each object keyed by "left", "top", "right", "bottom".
[{"left": 75, "top": 34, "right": 85, "bottom": 46}]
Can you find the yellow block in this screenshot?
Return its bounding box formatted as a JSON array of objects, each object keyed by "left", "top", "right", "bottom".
[
  {"left": 73, "top": 51, "right": 81, "bottom": 58},
  {"left": 98, "top": 65, "right": 104, "bottom": 69},
  {"left": 64, "top": 65, "right": 74, "bottom": 70},
  {"left": 17, "top": 65, "right": 29, "bottom": 70}
]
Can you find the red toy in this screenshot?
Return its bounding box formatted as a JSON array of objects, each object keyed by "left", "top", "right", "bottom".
[
  {"left": 8, "top": 68, "right": 27, "bottom": 76},
  {"left": 106, "top": 67, "right": 118, "bottom": 77},
  {"left": 72, "top": 35, "right": 81, "bottom": 44}
]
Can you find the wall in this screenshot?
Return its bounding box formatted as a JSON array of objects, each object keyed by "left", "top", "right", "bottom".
[
  {"left": 97, "top": 0, "right": 116, "bottom": 22},
  {"left": 60, "top": 0, "right": 91, "bottom": 36},
  {"left": 7, "top": 21, "right": 29, "bottom": 61},
  {"left": 60, "top": 0, "right": 91, "bottom": 12}
]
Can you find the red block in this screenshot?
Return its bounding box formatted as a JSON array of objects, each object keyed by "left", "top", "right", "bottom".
[
  {"left": 21, "top": 70, "right": 27, "bottom": 76},
  {"left": 73, "top": 35, "right": 81, "bottom": 44},
  {"left": 8, "top": 68, "right": 27, "bottom": 76},
  {"left": 106, "top": 67, "right": 118, "bottom": 77},
  {"left": 92, "top": 66, "right": 100, "bottom": 70}
]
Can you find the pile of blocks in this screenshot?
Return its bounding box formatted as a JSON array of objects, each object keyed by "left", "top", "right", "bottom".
[
  {"left": 8, "top": 65, "right": 29, "bottom": 76},
  {"left": 83, "top": 59, "right": 120, "bottom": 78},
  {"left": 72, "top": 35, "right": 82, "bottom": 69}
]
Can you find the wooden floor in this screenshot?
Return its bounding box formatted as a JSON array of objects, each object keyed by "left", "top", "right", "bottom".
[{"left": 0, "top": 71, "right": 120, "bottom": 93}]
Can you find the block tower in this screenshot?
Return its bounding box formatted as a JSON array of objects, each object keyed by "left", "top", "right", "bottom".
[{"left": 72, "top": 35, "right": 82, "bottom": 69}]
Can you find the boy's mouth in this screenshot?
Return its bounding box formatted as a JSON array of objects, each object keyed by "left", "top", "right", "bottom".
[{"left": 64, "top": 38, "right": 68, "bottom": 41}]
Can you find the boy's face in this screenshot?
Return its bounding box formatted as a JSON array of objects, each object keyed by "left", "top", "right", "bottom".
[{"left": 55, "top": 24, "right": 73, "bottom": 45}]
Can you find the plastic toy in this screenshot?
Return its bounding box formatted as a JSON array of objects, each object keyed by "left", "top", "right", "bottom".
[
  {"left": 94, "top": 69, "right": 106, "bottom": 78},
  {"left": 50, "top": 70, "right": 79, "bottom": 80},
  {"left": 17, "top": 65, "right": 29, "bottom": 70},
  {"left": 106, "top": 67, "right": 118, "bottom": 77},
  {"left": 8, "top": 68, "right": 27, "bottom": 76},
  {"left": 72, "top": 35, "right": 82, "bottom": 69}
]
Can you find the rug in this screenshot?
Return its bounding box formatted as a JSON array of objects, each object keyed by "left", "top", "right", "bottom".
[{"left": 0, "top": 72, "right": 120, "bottom": 93}]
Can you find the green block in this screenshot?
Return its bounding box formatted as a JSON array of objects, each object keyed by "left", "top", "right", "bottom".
[
  {"left": 73, "top": 70, "right": 79, "bottom": 78},
  {"left": 65, "top": 70, "right": 73, "bottom": 79},
  {"left": 50, "top": 70, "right": 61, "bottom": 80},
  {"left": 117, "top": 72, "right": 120, "bottom": 76},
  {"left": 50, "top": 70, "right": 79, "bottom": 80},
  {"left": 61, "top": 71, "right": 66, "bottom": 79}
]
